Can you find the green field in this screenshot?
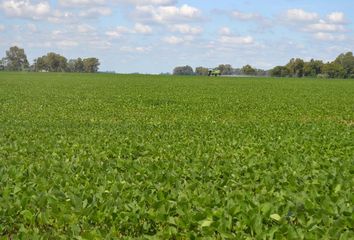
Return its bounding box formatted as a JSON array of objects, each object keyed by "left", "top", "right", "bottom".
[{"left": 0, "top": 72, "right": 353, "bottom": 239}]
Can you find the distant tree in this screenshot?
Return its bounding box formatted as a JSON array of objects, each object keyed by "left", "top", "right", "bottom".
[
  {"left": 0, "top": 58, "right": 6, "bottom": 71},
  {"left": 286, "top": 58, "right": 305, "bottom": 77},
  {"left": 195, "top": 66, "right": 209, "bottom": 76},
  {"left": 75, "top": 58, "right": 85, "bottom": 72},
  {"left": 334, "top": 52, "right": 354, "bottom": 78},
  {"left": 322, "top": 62, "right": 346, "bottom": 78},
  {"left": 241, "top": 64, "right": 256, "bottom": 75},
  {"left": 270, "top": 66, "right": 290, "bottom": 77},
  {"left": 217, "top": 64, "right": 233, "bottom": 75},
  {"left": 255, "top": 69, "right": 268, "bottom": 76},
  {"left": 34, "top": 52, "right": 67, "bottom": 72},
  {"left": 33, "top": 57, "right": 48, "bottom": 72},
  {"left": 4, "top": 46, "right": 29, "bottom": 71},
  {"left": 304, "top": 59, "right": 324, "bottom": 77},
  {"left": 83, "top": 58, "right": 100, "bottom": 73},
  {"left": 173, "top": 65, "right": 194, "bottom": 75}
]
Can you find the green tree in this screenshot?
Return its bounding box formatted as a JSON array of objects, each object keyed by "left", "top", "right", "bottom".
[
  {"left": 33, "top": 57, "right": 47, "bottom": 72},
  {"left": 83, "top": 58, "right": 100, "bottom": 73},
  {"left": 270, "top": 66, "right": 290, "bottom": 77},
  {"left": 173, "top": 65, "right": 194, "bottom": 75},
  {"left": 334, "top": 52, "right": 354, "bottom": 78},
  {"left": 286, "top": 58, "right": 305, "bottom": 77},
  {"left": 303, "top": 59, "right": 324, "bottom": 77},
  {"left": 195, "top": 66, "right": 209, "bottom": 76},
  {"left": 5, "top": 46, "right": 29, "bottom": 71},
  {"left": 322, "top": 62, "right": 346, "bottom": 78},
  {"left": 75, "top": 58, "right": 84, "bottom": 72},
  {"left": 217, "top": 64, "right": 233, "bottom": 75},
  {"left": 0, "top": 58, "right": 6, "bottom": 71},
  {"left": 241, "top": 64, "right": 256, "bottom": 75},
  {"left": 34, "top": 52, "right": 67, "bottom": 72}
]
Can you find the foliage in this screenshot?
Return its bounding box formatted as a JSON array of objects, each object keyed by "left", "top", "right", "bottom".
[
  {"left": 271, "top": 52, "right": 354, "bottom": 79},
  {"left": 322, "top": 62, "right": 346, "bottom": 79},
  {"left": 286, "top": 58, "right": 305, "bottom": 77},
  {"left": 195, "top": 66, "right": 209, "bottom": 76},
  {"left": 217, "top": 64, "right": 233, "bottom": 75},
  {"left": 1, "top": 46, "right": 100, "bottom": 73},
  {"left": 304, "top": 59, "right": 324, "bottom": 77},
  {"left": 270, "top": 66, "right": 290, "bottom": 77},
  {"left": 4, "top": 46, "right": 29, "bottom": 71},
  {"left": 334, "top": 52, "right": 354, "bottom": 77},
  {"left": 173, "top": 65, "right": 194, "bottom": 75},
  {"left": 0, "top": 73, "right": 353, "bottom": 239},
  {"left": 34, "top": 52, "right": 68, "bottom": 72},
  {"left": 83, "top": 58, "right": 100, "bottom": 73},
  {"left": 241, "top": 64, "right": 256, "bottom": 75}
]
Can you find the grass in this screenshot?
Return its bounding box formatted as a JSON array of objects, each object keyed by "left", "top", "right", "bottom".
[{"left": 0, "top": 72, "right": 353, "bottom": 239}]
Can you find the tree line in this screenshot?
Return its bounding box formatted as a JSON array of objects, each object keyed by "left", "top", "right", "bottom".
[
  {"left": 173, "top": 64, "right": 267, "bottom": 76},
  {"left": 0, "top": 46, "right": 100, "bottom": 73},
  {"left": 173, "top": 52, "right": 354, "bottom": 79},
  {"left": 270, "top": 52, "right": 354, "bottom": 78}
]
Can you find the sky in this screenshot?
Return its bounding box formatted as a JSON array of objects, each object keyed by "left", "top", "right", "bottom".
[{"left": 0, "top": 0, "right": 353, "bottom": 73}]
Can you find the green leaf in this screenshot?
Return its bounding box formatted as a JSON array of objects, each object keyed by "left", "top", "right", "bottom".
[
  {"left": 200, "top": 218, "right": 213, "bottom": 227},
  {"left": 270, "top": 214, "right": 281, "bottom": 222}
]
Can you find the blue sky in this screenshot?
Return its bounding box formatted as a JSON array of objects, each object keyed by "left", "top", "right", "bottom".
[{"left": 0, "top": 0, "right": 353, "bottom": 73}]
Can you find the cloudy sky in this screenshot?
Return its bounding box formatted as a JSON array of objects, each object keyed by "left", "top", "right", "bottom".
[{"left": 0, "top": 0, "right": 353, "bottom": 73}]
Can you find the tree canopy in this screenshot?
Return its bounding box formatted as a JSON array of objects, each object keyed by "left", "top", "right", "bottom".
[{"left": 1, "top": 46, "right": 100, "bottom": 73}]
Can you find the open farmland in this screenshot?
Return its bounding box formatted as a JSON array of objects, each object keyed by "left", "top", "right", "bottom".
[{"left": 0, "top": 72, "right": 353, "bottom": 239}]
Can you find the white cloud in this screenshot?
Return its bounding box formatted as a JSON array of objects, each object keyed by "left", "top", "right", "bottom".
[
  {"left": 79, "top": 7, "right": 112, "bottom": 18},
  {"left": 0, "top": 0, "right": 51, "bottom": 20},
  {"left": 134, "top": 23, "right": 152, "bottom": 34},
  {"left": 219, "top": 27, "right": 231, "bottom": 35},
  {"left": 232, "top": 10, "right": 261, "bottom": 21},
  {"left": 77, "top": 24, "right": 96, "bottom": 33},
  {"left": 106, "top": 26, "right": 130, "bottom": 38},
  {"left": 123, "top": 0, "right": 176, "bottom": 6},
  {"left": 27, "top": 23, "right": 37, "bottom": 32},
  {"left": 327, "top": 12, "right": 346, "bottom": 24},
  {"left": 313, "top": 32, "right": 347, "bottom": 41},
  {"left": 304, "top": 20, "right": 346, "bottom": 32},
  {"left": 58, "top": 0, "right": 106, "bottom": 7},
  {"left": 285, "top": 9, "right": 318, "bottom": 22},
  {"left": 163, "top": 35, "right": 184, "bottom": 44},
  {"left": 0, "top": 24, "right": 5, "bottom": 31},
  {"left": 171, "top": 24, "right": 202, "bottom": 35},
  {"left": 135, "top": 4, "right": 201, "bottom": 24},
  {"left": 57, "top": 40, "right": 79, "bottom": 48},
  {"left": 120, "top": 46, "right": 151, "bottom": 53},
  {"left": 106, "top": 23, "right": 152, "bottom": 37},
  {"left": 219, "top": 35, "right": 254, "bottom": 45}
]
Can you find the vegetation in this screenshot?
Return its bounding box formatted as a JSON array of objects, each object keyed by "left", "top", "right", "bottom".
[
  {"left": 271, "top": 52, "right": 354, "bottom": 79},
  {"left": 0, "top": 72, "right": 353, "bottom": 239},
  {"left": 0, "top": 46, "right": 100, "bottom": 73},
  {"left": 174, "top": 52, "right": 354, "bottom": 79}
]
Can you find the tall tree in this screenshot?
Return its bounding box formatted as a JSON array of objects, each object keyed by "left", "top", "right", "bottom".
[
  {"left": 34, "top": 52, "right": 67, "bottom": 72},
  {"left": 83, "top": 58, "right": 100, "bottom": 73},
  {"left": 173, "top": 65, "right": 194, "bottom": 75},
  {"left": 5, "top": 46, "right": 29, "bottom": 71},
  {"left": 195, "top": 66, "right": 209, "bottom": 76},
  {"left": 286, "top": 58, "right": 305, "bottom": 77},
  {"left": 334, "top": 52, "right": 354, "bottom": 78},
  {"left": 322, "top": 62, "right": 346, "bottom": 78},
  {"left": 241, "top": 64, "right": 256, "bottom": 75},
  {"left": 217, "top": 64, "right": 233, "bottom": 75},
  {"left": 75, "top": 58, "right": 84, "bottom": 72},
  {"left": 304, "top": 59, "right": 324, "bottom": 77},
  {"left": 270, "top": 66, "right": 290, "bottom": 77},
  {"left": 0, "top": 58, "right": 6, "bottom": 71}
]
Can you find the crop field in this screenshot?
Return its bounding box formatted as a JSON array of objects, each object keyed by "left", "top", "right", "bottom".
[{"left": 0, "top": 72, "right": 353, "bottom": 239}]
